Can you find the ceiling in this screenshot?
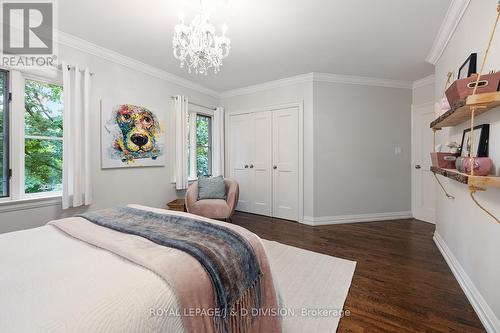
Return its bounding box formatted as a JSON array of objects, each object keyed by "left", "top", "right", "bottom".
[{"left": 59, "top": 0, "right": 451, "bottom": 92}]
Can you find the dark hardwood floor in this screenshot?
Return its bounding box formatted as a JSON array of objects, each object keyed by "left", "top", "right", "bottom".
[{"left": 231, "top": 212, "right": 486, "bottom": 333}]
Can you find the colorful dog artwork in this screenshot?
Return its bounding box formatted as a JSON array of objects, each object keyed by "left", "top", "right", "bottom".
[{"left": 101, "top": 101, "right": 165, "bottom": 168}]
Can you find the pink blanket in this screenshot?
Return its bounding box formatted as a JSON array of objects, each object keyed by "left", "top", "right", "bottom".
[{"left": 49, "top": 205, "right": 282, "bottom": 333}]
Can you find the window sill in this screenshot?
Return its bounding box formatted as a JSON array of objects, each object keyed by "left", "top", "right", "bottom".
[
  {"left": 171, "top": 179, "right": 198, "bottom": 186},
  {"left": 0, "top": 194, "right": 62, "bottom": 213}
]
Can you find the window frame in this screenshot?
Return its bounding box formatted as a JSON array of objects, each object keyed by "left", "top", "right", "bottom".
[
  {"left": 0, "top": 69, "right": 63, "bottom": 204},
  {"left": 0, "top": 69, "right": 10, "bottom": 199},
  {"left": 187, "top": 105, "right": 214, "bottom": 181},
  {"left": 195, "top": 114, "right": 213, "bottom": 177},
  {"left": 23, "top": 77, "right": 64, "bottom": 195}
]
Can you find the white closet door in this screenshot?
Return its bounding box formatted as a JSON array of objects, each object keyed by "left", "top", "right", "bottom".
[
  {"left": 272, "top": 107, "right": 299, "bottom": 221},
  {"left": 251, "top": 112, "right": 272, "bottom": 216},
  {"left": 229, "top": 113, "right": 253, "bottom": 212}
]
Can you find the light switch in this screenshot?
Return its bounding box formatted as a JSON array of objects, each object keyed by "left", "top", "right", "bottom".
[{"left": 395, "top": 146, "right": 402, "bottom": 155}]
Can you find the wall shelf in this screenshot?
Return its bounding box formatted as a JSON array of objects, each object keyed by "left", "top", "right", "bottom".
[
  {"left": 431, "top": 166, "right": 500, "bottom": 188},
  {"left": 430, "top": 91, "right": 500, "bottom": 130},
  {"left": 430, "top": 4, "right": 500, "bottom": 224}
]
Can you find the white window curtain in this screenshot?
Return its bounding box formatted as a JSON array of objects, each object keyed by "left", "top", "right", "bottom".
[
  {"left": 62, "top": 62, "right": 93, "bottom": 209},
  {"left": 212, "top": 107, "right": 225, "bottom": 177},
  {"left": 174, "top": 95, "right": 189, "bottom": 190}
]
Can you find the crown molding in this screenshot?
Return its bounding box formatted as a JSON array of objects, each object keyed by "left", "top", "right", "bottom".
[
  {"left": 426, "top": 0, "right": 471, "bottom": 65},
  {"left": 312, "top": 72, "right": 412, "bottom": 89},
  {"left": 219, "top": 73, "right": 314, "bottom": 98},
  {"left": 56, "top": 31, "right": 416, "bottom": 100},
  {"left": 412, "top": 74, "right": 435, "bottom": 89},
  {"left": 220, "top": 72, "right": 412, "bottom": 98},
  {"left": 57, "top": 31, "right": 220, "bottom": 99}
]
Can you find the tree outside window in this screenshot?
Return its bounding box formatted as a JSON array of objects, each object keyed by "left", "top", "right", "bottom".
[
  {"left": 196, "top": 114, "right": 212, "bottom": 177},
  {"left": 187, "top": 113, "right": 212, "bottom": 179},
  {"left": 24, "top": 80, "right": 63, "bottom": 194}
]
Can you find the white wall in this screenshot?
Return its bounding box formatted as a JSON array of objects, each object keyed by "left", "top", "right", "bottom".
[
  {"left": 0, "top": 43, "right": 218, "bottom": 234},
  {"left": 434, "top": 0, "right": 500, "bottom": 330},
  {"left": 313, "top": 82, "right": 412, "bottom": 218},
  {"left": 221, "top": 81, "right": 314, "bottom": 218},
  {"left": 413, "top": 80, "right": 435, "bottom": 105}
]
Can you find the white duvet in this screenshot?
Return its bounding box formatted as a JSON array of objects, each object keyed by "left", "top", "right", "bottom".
[
  {"left": 0, "top": 216, "right": 356, "bottom": 333},
  {"left": 0, "top": 225, "right": 184, "bottom": 333}
]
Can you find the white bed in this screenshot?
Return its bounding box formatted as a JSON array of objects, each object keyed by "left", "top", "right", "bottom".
[{"left": 0, "top": 208, "right": 355, "bottom": 333}]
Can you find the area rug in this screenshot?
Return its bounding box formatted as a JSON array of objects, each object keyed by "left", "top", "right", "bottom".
[{"left": 262, "top": 240, "right": 356, "bottom": 333}]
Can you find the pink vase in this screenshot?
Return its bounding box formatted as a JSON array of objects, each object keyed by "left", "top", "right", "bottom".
[{"left": 463, "top": 157, "right": 493, "bottom": 176}]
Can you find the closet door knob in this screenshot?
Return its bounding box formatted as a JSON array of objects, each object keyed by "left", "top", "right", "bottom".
[
  {"left": 273, "top": 165, "right": 277, "bottom": 169},
  {"left": 249, "top": 164, "right": 254, "bottom": 168},
  {"left": 244, "top": 165, "right": 249, "bottom": 169}
]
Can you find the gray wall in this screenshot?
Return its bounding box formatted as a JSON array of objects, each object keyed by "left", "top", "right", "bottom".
[
  {"left": 0, "top": 49, "right": 412, "bottom": 231},
  {"left": 221, "top": 79, "right": 412, "bottom": 220},
  {"left": 313, "top": 82, "right": 412, "bottom": 217},
  {"left": 0, "top": 43, "right": 218, "bottom": 234}
]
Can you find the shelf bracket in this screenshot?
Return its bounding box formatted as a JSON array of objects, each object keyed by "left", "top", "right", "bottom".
[
  {"left": 432, "top": 128, "right": 455, "bottom": 200},
  {"left": 469, "top": 186, "right": 499, "bottom": 224}
]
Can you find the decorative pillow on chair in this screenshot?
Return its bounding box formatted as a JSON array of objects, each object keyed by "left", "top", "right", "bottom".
[{"left": 197, "top": 176, "right": 226, "bottom": 200}]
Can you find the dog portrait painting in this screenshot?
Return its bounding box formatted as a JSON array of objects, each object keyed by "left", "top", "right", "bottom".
[{"left": 101, "top": 101, "right": 165, "bottom": 168}]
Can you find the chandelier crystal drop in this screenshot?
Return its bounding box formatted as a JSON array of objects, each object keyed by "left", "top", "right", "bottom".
[{"left": 172, "top": 8, "right": 230, "bottom": 75}]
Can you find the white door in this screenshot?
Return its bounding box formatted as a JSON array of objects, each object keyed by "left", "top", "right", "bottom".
[
  {"left": 411, "top": 103, "right": 436, "bottom": 224},
  {"left": 272, "top": 107, "right": 299, "bottom": 221},
  {"left": 251, "top": 112, "right": 272, "bottom": 215},
  {"left": 229, "top": 113, "right": 253, "bottom": 212}
]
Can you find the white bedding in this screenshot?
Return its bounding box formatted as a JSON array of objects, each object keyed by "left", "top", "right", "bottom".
[
  {"left": 0, "top": 215, "right": 356, "bottom": 333},
  {"left": 0, "top": 225, "right": 184, "bottom": 333}
]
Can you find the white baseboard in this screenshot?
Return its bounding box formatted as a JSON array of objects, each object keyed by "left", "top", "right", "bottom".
[
  {"left": 301, "top": 211, "right": 412, "bottom": 226},
  {"left": 434, "top": 232, "right": 500, "bottom": 333}
]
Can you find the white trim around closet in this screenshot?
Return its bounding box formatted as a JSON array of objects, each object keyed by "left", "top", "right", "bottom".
[{"left": 225, "top": 102, "right": 304, "bottom": 223}]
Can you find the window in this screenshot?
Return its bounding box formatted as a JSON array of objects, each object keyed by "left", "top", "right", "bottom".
[
  {"left": 195, "top": 114, "right": 212, "bottom": 177},
  {"left": 0, "top": 70, "right": 9, "bottom": 198},
  {"left": 0, "top": 70, "right": 64, "bottom": 204},
  {"left": 24, "top": 79, "right": 63, "bottom": 194},
  {"left": 187, "top": 112, "right": 212, "bottom": 179}
]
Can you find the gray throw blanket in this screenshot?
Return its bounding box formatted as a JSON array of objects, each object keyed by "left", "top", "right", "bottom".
[{"left": 77, "top": 206, "right": 262, "bottom": 333}]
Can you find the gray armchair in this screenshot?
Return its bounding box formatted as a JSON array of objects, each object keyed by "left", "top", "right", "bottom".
[{"left": 185, "top": 178, "right": 239, "bottom": 221}]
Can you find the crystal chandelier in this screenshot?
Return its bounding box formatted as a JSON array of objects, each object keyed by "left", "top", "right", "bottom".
[{"left": 172, "top": 5, "right": 230, "bottom": 75}]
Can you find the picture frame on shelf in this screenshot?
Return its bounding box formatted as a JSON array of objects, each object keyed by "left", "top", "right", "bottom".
[
  {"left": 458, "top": 53, "right": 477, "bottom": 80},
  {"left": 460, "top": 124, "right": 489, "bottom": 157}
]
